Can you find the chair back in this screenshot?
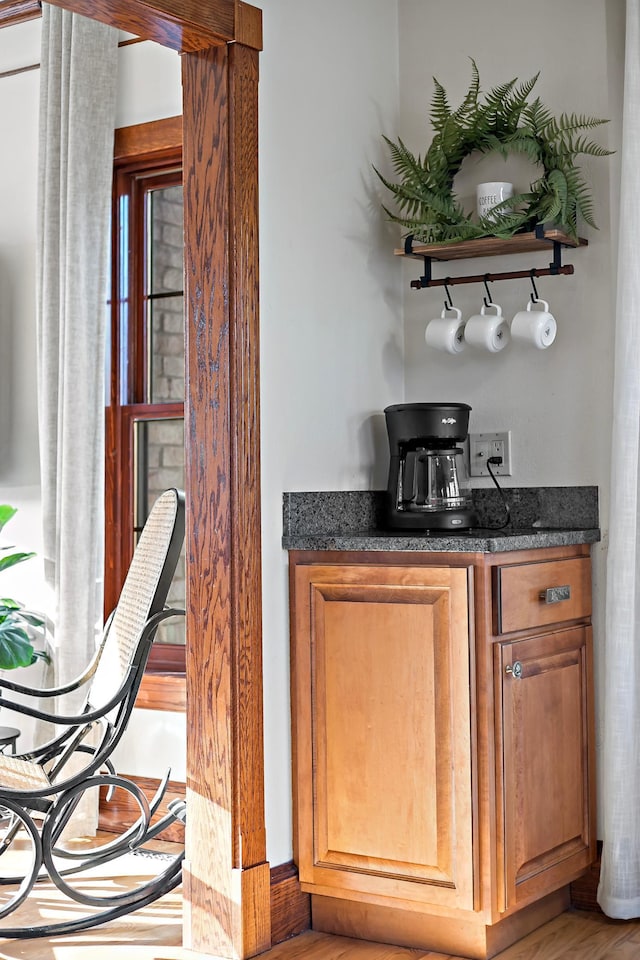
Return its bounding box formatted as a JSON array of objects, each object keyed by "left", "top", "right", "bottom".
[{"left": 88, "top": 489, "right": 185, "bottom": 715}]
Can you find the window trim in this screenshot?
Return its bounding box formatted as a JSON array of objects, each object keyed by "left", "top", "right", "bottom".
[
  {"left": 107, "top": 116, "right": 186, "bottom": 702},
  {"left": 114, "top": 116, "right": 182, "bottom": 165}
]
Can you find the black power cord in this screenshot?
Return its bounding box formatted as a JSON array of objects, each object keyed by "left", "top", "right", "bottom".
[{"left": 486, "top": 456, "right": 511, "bottom": 530}]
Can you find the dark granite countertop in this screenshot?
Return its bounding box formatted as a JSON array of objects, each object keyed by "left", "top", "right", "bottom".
[{"left": 282, "top": 488, "right": 600, "bottom": 554}]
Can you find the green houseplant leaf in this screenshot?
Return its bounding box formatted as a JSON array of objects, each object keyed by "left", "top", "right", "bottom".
[
  {"left": 0, "top": 616, "right": 45, "bottom": 668},
  {"left": 375, "top": 59, "right": 613, "bottom": 245},
  {"left": 0, "top": 550, "right": 36, "bottom": 573},
  {"left": 0, "top": 505, "right": 17, "bottom": 535}
]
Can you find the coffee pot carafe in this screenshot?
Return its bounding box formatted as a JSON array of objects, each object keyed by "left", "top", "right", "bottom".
[{"left": 384, "top": 403, "right": 475, "bottom": 531}]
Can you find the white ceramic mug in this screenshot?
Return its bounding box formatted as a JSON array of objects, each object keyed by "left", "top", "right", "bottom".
[
  {"left": 464, "top": 302, "right": 510, "bottom": 352},
  {"left": 511, "top": 298, "right": 557, "bottom": 349},
  {"left": 425, "top": 306, "right": 466, "bottom": 354},
  {"left": 476, "top": 181, "right": 514, "bottom": 221}
]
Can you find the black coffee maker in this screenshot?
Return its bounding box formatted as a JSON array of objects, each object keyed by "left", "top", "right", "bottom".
[{"left": 384, "top": 403, "right": 475, "bottom": 531}]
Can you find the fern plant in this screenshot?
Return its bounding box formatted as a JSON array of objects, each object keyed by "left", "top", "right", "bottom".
[{"left": 375, "top": 60, "right": 612, "bottom": 245}]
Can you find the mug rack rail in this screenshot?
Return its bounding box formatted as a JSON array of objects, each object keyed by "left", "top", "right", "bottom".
[{"left": 396, "top": 225, "right": 587, "bottom": 291}]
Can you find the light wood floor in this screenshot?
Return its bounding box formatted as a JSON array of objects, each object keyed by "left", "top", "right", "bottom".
[
  {"left": 264, "top": 914, "right": 640, "bottom": 960},
  {"left": 0, "top": 835, "right": 184, "bottom": 960},
  {"left": 1, "top": 907, "right": 640, "bottom": 960}
]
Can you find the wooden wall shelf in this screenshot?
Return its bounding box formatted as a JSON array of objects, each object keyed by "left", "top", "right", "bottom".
[
  {"left": 394, "top": 228, "right": 588, "bottom": 291},
  {"left": 395, "top": 228, "right": 587, "bottom": 262}
]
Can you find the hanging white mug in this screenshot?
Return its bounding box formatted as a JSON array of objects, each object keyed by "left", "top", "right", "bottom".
[
  {"left": 425, "top": 306, "right": 466, "bottom": 354},
  {"left": 464, "top": 302, "right": 510, "bottom": 353},
  {"left": 511, "top": 298, "right": 557, "bottom": 349}
]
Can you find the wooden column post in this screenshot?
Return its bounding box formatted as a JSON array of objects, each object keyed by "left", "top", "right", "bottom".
[{"left": 182, "top": 38, "right": 269, "bottom": 958}]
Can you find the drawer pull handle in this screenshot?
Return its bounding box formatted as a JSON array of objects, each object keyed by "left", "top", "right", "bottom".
[
  {"left": 505, "top": 661, "right": 523, "bottom": 679},
  {"left": 539, "top": 585, "right": 571, "bottom": 604}
]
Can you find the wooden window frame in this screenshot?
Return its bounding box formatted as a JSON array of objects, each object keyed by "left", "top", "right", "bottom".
[{"left": 106, "top": 117, "right": 186, "bottom": 690}]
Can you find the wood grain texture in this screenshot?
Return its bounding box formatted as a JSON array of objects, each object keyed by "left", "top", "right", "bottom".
[
  {"left": 256, "top": 930, "right": 438, "bottom": 960},
  {"left": 495, "top": 557, "right": 591, "bottom": 634},
  {"left": 291, "top": 563, "right": 473, "bottom": 913},
  {"left": 44, "top": 0, "right": 262, "bottom": 52},
  {"left": 236, "top": 1, "right": 262, "bottom": 48},
  {"left": 394, "top": 229, "right": 587, "bottom": 262},
  {"left": 114, "top": 116, "right": 183, "bottom": 162},
  {"left": 227, "top": 39, "right": 266, "bottom": 873},
  {"left": 182, "top": 40, "right": 234, "bottom": 955},
  {"left": 0, "top": 834, "right": 183, "bottom": 956},
  {"left": 0, "top": 0, "right": 40, "bottom": 28},
  {"left": 182, "top": 40, "right": 268, "bottom": 958},
  {"left": 5, "top": 911, "right": 640, "bottom": 960},
  {"left": 496, "top": 628, "right": 595, "bottom": 912},
  {"left": 270, "top": 862, "right": 311, "bottom": 946},
  {"left": 311, "top": 889, "right": 570, "bottom": 960},
  {"left": 137, "top": 672, "right": 186, "bottom": 711},
  {"left": 289, "top": 545, "right": 595, "bottom": 958},
  {"left": 490, "top": 908, "right": 640, "bottom": 960}
]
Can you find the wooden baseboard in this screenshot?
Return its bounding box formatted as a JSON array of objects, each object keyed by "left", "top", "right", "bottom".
[
  {"left": 311, "top": 888, "right": 570, "bottom": 960},
  {"left": 270, "top": 854, "right": 600, "bottom": 952},
  {"left": 269, "top": 859, "right": 598, "bottom": 951},
  {"left": 270, "top": 861, "right": 311, "bottom": 945}
]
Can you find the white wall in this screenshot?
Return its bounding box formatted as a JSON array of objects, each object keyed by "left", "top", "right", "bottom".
[
  {"left": 398, "top": 0, "right": 619, "bottom": 491},
  {"left": 397, "top": 0, "right": 624, "bottom": 833},
  {"left": 258, "top": 0, "right": 402, "bottom": 864},
  {"left": 114, "top": 35, "right": 182, "bottom": 126},
  {"left": 0, "top": 0, "right": 623, "bottom": 868}
]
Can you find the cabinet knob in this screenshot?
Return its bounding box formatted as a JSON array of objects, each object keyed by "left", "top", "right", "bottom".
[
  {"left": 505, "top": 660, "right": 523, "bottom": 679},
  {"left": 539, "top": 585, "right": 571, "bottom": 604}
]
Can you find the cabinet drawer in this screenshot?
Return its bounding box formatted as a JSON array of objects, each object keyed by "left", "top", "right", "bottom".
[{"left": 495, "top": 557, "right": 591, "bottom": 634}]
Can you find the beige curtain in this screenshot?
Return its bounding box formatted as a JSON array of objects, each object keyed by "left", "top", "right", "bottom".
[
  {"left": 597, "top": 0, "right": 640, "bottom": 920},
  {"left": 36, "top": 4, "right": 118, "bottom": 832}
]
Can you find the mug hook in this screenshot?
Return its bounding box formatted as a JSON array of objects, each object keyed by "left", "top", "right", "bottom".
[
  {"left": 443, "top": 280, "right": 454, "bottom": 312},
  {"left": 483, "top": 275, "right": 492, "bottom": 308},
  {"left": 529, "top": 271, "right": 540, "bottom": 304}
]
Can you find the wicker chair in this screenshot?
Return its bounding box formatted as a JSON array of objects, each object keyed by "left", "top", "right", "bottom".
[{"left": 0, "top": 488, "right": 186, "bottom": 937}]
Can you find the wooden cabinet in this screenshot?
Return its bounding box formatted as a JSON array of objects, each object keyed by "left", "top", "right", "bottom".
[
  {"left": 290, "top": 563, "right": 474, "bottom": 911},
  {"left": 496, "top": 627, "right": 593, "bottom": 913},
  {"left": 289, "top": 545, "right": 595, "bottom": 960}
]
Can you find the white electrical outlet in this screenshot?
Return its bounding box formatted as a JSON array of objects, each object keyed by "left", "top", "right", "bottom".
[{"left": 469, "top": 431, "right": 512, "bottom": 477}]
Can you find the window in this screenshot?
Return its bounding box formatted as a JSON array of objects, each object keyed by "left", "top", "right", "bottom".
[{"left": 106, "top": 118, "right": 185, "bottom": 679}]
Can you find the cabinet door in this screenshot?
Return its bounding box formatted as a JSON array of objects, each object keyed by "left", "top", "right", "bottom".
[
  {"left": 291, "top": 562, "right": 474, "bottom": 912},
  {"left": 496, "top": 627, "right": 595, "bottom": 912}
]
